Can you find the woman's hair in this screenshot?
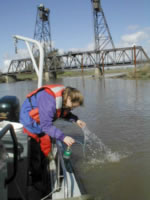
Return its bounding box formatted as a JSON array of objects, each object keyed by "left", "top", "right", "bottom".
[{"left": 63, "top": 87, "right": 84, "bottom": 106}]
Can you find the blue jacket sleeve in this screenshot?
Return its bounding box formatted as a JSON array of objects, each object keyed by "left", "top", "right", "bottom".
[{"left": 37, "top": 91, "right": 65, "bottom": 141}]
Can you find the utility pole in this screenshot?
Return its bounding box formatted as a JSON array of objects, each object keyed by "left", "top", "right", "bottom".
[{"left": 91, "top": 0, "right": 115, "bottom": 74}]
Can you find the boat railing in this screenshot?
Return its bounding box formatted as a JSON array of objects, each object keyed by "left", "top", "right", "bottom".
[
  {"left": 51, "top": 140, "right": 69, "bottom": 198},
  {"left": 0, "top": 124, "right": 18, "bottom": 185}
]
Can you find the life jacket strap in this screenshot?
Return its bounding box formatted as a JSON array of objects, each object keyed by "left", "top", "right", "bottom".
[{"left": 23, "top": 127, "right": 51, "bottom": 156}]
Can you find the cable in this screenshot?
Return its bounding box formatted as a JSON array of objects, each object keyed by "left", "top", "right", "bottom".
[{"left": 41, "top": 187, "right": 60, "bottom": 200}]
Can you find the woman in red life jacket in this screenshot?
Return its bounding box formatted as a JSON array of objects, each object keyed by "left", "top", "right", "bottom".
[{"left": 20, "top": 84, "right": 85, "bottom": 195}]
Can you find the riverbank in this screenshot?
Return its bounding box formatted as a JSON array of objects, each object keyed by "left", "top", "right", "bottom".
[
  {"left": 0, "top": 70, "right": 95, "bottom": 83},
  {"left": 0, "top": 73, "right": 37, "bottom": 83},
  {"left": 0, "top": 63, "right": 150, "bottom": 83},
  {"left": 125, "top": 63, "right": 150, "bottom": 79},
  {"left": 108, "top": 63, "right": 150, "bottom": 79}
]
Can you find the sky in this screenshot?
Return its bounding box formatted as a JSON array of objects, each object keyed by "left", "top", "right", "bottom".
[{"left": 0, "top": 0, "right": 150, "bottom": 71}]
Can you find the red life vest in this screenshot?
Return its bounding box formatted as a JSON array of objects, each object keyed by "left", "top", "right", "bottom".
[
  {"left": 23, "top": 127, "right": 51, "bottom": 156},
  {"left": 25, "top": 84, "right": 66, "bottom": 156},
  {"left": 27, "top": 84, "right": 65, "bottom": 123}
]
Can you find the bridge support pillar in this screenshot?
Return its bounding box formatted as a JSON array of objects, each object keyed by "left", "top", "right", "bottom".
[
  {"left": 44, "top": 72, "right": 57, "bottom": 81},
  {"left": 3, "top": 75, "right": 17, "bottom": 83},
  {"left": 94, "top": 67, "right": 102, "bottom": 78},
  {"left": 44, "top": 72, "right": 50, "bottom": 81}
]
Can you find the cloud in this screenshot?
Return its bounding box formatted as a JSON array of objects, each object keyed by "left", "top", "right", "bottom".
[
  {"left": 1, "top": 48, "right": 30, "bottom": 72},
  {"left": 58, "top": 49, "right": 65, "bottom": 54},
  {"left": 117, "top": 27, "right": 150, "bottom": 57},
  {"left": 115, "top": 28, "right": 150, "bottom": 50},
  {"left": 68, "top": 41, "right": 95, "bottom": 52},
  {"left": 121, "top": 31, "right": 148, "bottom": 45},
  {"left": 14, "top": 48, "right": 30, "bottom": 59},
  {"left": 4, "top": 60, "right": 11, "bottom": 66},
  {"left": 1, "top": 59, "right": 11, "bottom": 73}
]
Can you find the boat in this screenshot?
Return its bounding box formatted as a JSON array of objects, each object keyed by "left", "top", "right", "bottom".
[{"left": 0, "top": 36, "right": 93, "bottom": 200}]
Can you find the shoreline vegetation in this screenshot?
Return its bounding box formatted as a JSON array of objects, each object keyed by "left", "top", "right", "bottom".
[{"left": 0, "top": 63, "right": 150, "bottom": 83}]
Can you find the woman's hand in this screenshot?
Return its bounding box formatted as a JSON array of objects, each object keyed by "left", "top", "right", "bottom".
[
  {"left": 63, "top": 136, "right": 75, "bottom": 146},
  {"left": 76, "top": 120, "right": 86, "bottom": 128}
]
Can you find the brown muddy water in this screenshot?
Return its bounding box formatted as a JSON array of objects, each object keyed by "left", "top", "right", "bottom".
[{"left": 0, "top": 76, "right": 150, "bottom": 200}]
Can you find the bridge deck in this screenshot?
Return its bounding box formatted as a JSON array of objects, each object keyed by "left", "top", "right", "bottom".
[{"left": 7, "top": 46, "right": 150, "bottom": 74}]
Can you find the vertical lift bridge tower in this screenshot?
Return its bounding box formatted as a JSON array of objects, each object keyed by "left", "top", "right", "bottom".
[
  {"left": 92, "top": 0, "right": 115, "bottom": 73},
  {"left": 33, "top": 4, "right": 52, "bottom": 58}
]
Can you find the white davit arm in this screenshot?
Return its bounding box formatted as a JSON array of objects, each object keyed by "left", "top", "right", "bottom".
[{"left": 13, "top": 35, "right": 44, "bottom": 88}]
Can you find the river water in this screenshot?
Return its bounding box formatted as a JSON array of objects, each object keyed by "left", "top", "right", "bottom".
[{"left": 0, "top": 76, "right": 150, "bottom": 200}]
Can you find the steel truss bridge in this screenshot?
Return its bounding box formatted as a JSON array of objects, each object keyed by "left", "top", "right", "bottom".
[{"left": 7, "top": 46, "right": 149, "bottom": 74}]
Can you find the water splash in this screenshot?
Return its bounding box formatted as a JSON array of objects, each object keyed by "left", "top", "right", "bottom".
[{"left": 81, "top": 126, "right": 126, "bottom": 164}]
